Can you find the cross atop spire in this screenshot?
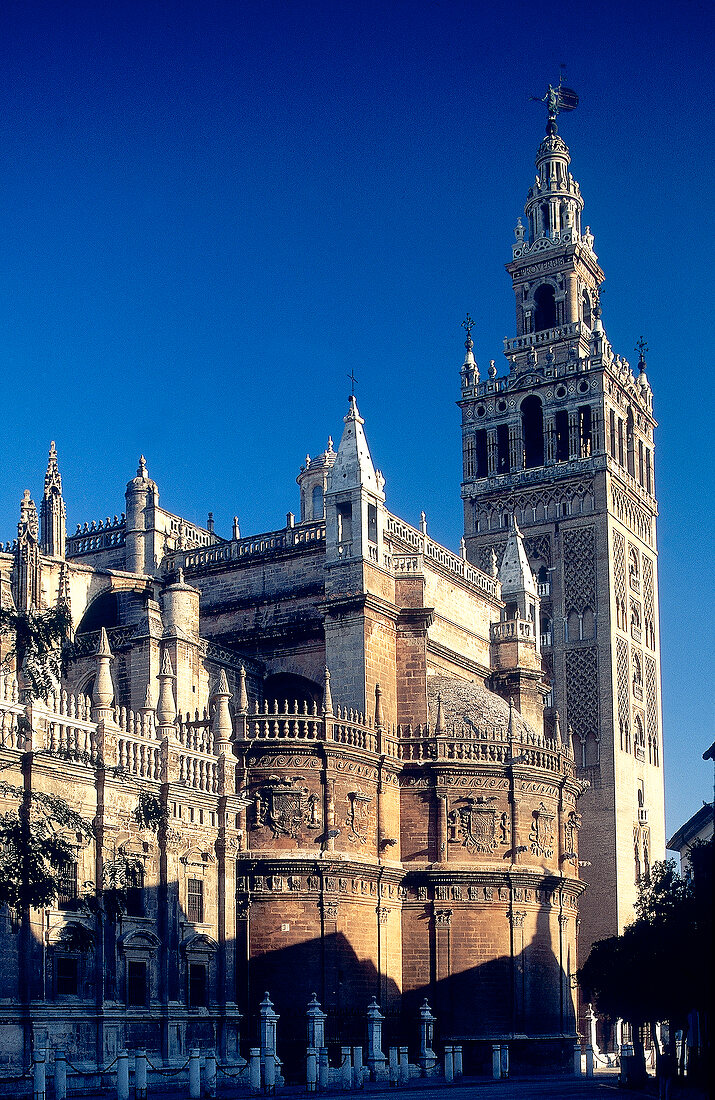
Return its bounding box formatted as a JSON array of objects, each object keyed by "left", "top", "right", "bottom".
[
  {"left": 636, "top": 337, "right": 649, "bottom": 371},
  {"left": 461, "top": 313, "right": 475, "bottom": 351}
]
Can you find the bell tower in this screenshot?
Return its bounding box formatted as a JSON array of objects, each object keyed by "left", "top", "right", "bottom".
[{"left": 459, "top": 90, "right": 666, "bottom": 984}]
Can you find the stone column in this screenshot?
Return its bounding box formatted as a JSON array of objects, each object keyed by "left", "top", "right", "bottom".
[
  {"left": 509, "top": 421, "right": 523, "bottom": 472},
  {"left": 568, "top": 411, "right": 579, "bottom": 460},
  {"left": 487, "top": 429, "right": 497, "bottom": 475},
  {"left": 544, "top": 415, "right": 556, "bottom": 465}
]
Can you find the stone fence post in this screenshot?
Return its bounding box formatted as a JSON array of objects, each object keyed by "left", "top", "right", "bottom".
[
  {"left": 54, "top": 1051, "right": 67, "bottom": 1100},
  {"left": 366, "top": 998, "right": 387, "bottom": 1081},
  {"left": 33, "top": 1048, "right": 46, "bottom": 1100},
  {"left": 418, "top": 999, "right": 438, "bottom": 1076},
  {"left": 307, "top": 993, "right": 327, "bottom": 1052}
]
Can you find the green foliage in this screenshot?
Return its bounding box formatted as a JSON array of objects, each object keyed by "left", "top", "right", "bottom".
[
  {"left": 0, "top": 779, "right": 94, "bottom": 910},
  {"left": 134, "top": 789, "right": 168, "bottom": 833},
  {"left": 578, "top": 858, "right": 707, "bottom": 1037},
  {"left": 0, "top": 603, "right": 74, "bottom": 699}
]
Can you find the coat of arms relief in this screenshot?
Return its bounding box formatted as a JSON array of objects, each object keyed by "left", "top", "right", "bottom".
[
  {"left": 252, "top": 776, "right": 321, "bottom": 839},
  {"left": 447, "top": 796, "right": 510, "bottom": 853}
]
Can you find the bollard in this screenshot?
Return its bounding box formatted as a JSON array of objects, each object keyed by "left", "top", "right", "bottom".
[
  {"left": 249, "top": 1048, "right": 262, "bottom": 1093},
  {"left": 574, "top": 1042, "right": 582, "bottom": 1076},
  {"left": 500, "top": 1043, "right": 509, "bottom": 1080},
  {"left": 341, "top": 1047, "right": 353, "bottom": 1091},
  {"left": 33, "top": 1049, "right": 46, "bottom": 1100},
  {"left": 205, "top": 1050, "right": 217, "bottom": 1099},
  {"left": 306, "top": 1048, "right": 318, "bottom": 1093},
  {"left": 586, "top": 1043, "right": 594, "bottom": 1077},
  {"left": 388, "top": 1047, "right": 398, "bottom": 1087},
  {"left": 135, "top": 1049, "right": 147, "bottom": 1100},
  {"left": 352, "top": 1046, "right": 364, "bottom": 1089},
  {"left": 453, "top": 1045, "right": 462, "bottom": 1078},
  {"left": 318, "top": 1048, "right": 329, "bottom": 1092},
  {"left": 399, "top": 1047, "right": 409, "bottom": 1086},
  {"left": 418, "top": 1000, "right": 438, "bottom": 1076},
  {"left": 444, "top": 1045, "right": 454, "bottom": 1084},
  {"left": 491, "top": 1044, "right": 501, "bottom": 1080},
  {"left": 189, "top": 1048, "right": 201, "bottom": 1100},
  {"left": 117, "top": 1050, "right": 130, "bottom": 1100},
  {"left": 265, "top": 1052, "right": 276, "bottom": 1095},
  {"left": 54, "top": 1051, "right": 67, "bottom": 1100}
]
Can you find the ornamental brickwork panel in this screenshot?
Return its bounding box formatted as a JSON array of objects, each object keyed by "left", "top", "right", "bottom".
[
  {"left": 565, "top": 645, "right": 598, "bottom": 742},
  {"left": 643, "top": 555, "right": 656, "bottom": 650},
  {"left": 616, "top": 637, "right": 630, "bottom": 750},
  {"left": 562, "top": 526, "right": 596, "bottom": 613}
]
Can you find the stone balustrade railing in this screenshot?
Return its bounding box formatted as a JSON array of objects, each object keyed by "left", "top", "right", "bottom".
[
  {"left": 385, "top": 516, "right": 500, "bottom": 599},
  {"left": 171, "top": 520, "right": 326, "bottom": 574},
  {"left": 118, "top": 736, "right": 162, "bottom": 780},
  {"left": 490, "top": 618, "right": 536, "bottom": 643},
  {"left": 0, "top": 676, "right": 572, "bottom": 779}
]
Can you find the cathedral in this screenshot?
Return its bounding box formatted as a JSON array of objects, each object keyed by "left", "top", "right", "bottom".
[{"left": 0, "top": 99, "right": 663, "bottom": 1075}]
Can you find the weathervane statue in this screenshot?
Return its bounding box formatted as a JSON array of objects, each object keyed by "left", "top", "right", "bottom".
[{"left": 531, "top": 70, "right": 579, "bottom": 133}]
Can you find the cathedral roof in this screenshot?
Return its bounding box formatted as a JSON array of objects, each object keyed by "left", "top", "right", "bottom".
[{"left": 427, "top": 673, "right": 538, "bottom": 740}]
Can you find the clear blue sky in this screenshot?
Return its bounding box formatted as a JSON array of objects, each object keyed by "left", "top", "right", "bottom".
[{"left": 1, "top": 1, "right": 713, "bottom": 835}]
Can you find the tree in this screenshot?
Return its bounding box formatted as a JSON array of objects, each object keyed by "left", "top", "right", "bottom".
[
  {"left": 578, "top": 858, "right": 709, "bottom": 1083},
  {"left": 0, "top": 602, "right": 73, "bottom": 699}
]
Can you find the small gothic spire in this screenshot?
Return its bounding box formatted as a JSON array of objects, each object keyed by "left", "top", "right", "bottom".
[
  {"left": 237, "top": 664, "right": 249, "bottom": 714},
  {"left": 156, "top": 649, "right": 177, "bottom": 728},
  {"left": 323, "top": 666, "right": 333, "bottom": 717},
  {"left": 374, "top": 683, "right": 384, "bottom": 730},
  {"left": 435, "top": 693, "right": 445, "bottom": 735},
  {"left": 212, "top": 668, "right": 233, "bottom": 748},
  {"left": 44, "top": 442, "right": 63, "bottom": 496},
  {"left": 92, "top": 628, "right": 114, "bottom": 712}
]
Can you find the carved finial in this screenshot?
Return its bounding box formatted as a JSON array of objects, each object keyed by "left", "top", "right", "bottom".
[
  {"left": 460, "top": 536, "right": 466, "bottom": 560},
  {"left": 553, "top": 709, "right": 563, "bottom": 745},
  {"left": 143, "top": 683, "right": 154, "bottom": 711},
  {"left": 137, "top": 455, "right": 148, "bottom": 478},
  {"left": 327, "top": 436, "right": 334, "bottom": 453},
  {"left": 488, "top": 360, "right": 497, "bottom": 379},
  {"left": 233, "top": 516, "right": 241, "bottom": 540},
  {"left": 420, "top": 511, "right": 427, "bottom": 535},
  {"left": 237, "top": 665, "right": 248, "bottom": 714},
  {"left": 490, "top": 547, "right": 498, "bottom": 579},
  {"left": 374, "top": 683, "right": 384, "bottom": 729},
  {"left": 435, "top": 693, "right": 445, "bottom": 735},
  {"left": 323, "top": 666, "right": 333, "bottom": 717},
  {"left": 92, "top": 628, "right": 114, "bottom": 711}
]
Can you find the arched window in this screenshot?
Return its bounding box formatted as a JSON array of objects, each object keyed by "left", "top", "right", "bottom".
[
  {"left": 582, "top": 607, "right": 595, "bottom": 640},
  {"left": 534, "top": 284, "right": 557, "bottom": 331},
  {"left": 311, "top": 484, "right": 324, "bottom": 520},
  {"left": 582, "top": 289, "right": 592, "bottom": 329},
  {"left": 629, "top": 547, "right": 640, "bottom": 590},
  {"left": 521, "top": 395, "right": 544, "bottom": 468}
]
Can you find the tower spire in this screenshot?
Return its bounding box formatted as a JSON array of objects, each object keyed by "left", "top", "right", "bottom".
[{"left": 40, "top": 442, "right": 66, "bottom": 558}]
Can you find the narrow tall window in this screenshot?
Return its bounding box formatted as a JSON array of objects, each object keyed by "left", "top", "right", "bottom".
[
  {"left": 555, "top": 410, "right": 569, "bottom": 462},
  {"left": 189, "top": 963, "right": 208, "bottom": 1008},
  {"left": 521, "top": 395, "right": 544, "bottom": 468},
  {"left": 617, "top": 419, "right": 624, "bottom": 467},
  {"left": 463, "top": 436, "right": 475, "bottom": 478},
  {"left": 311, "top": 484, "right": 324, "bottom": 520},
  {"left": 578, "top": 405, "right": 592, "bottom": 458},
  {"left": 534, "top": 284, "right": 556, "bottom": 331},
  {"left": 187, "top": 878, "right": 204, "bottom": 924},
  {"left": 609, "top": 410, "right": 616, "bottom": 458},
  {"left": 475, "top": 430, "right": 488, "bottom": 478},
  {"left": 336, "top": 503, "right": 352, "bottom": 544},
  {"left": 125, "top": 863, "right": 144, "bottom": 918},
  {"left": 638, "top": 440, "right": 644, "bottom": 486},
  {"left": 127, "top": 960, "right": 147, "bottom": 1006},
  {"left": 56, "top": 956, "right": 79, "bottom": 996},
  {"left": 57, "top": 861, "right": 78, "bottom": 910},
  {"left": 645, "top": 449, "right": 652, "bottom": 494},
  {"left": 496, "top": 424, "right": 510, "bottom": 472},
  {"left": 367, "top": 504, "right": 377, "bottom": 544}
]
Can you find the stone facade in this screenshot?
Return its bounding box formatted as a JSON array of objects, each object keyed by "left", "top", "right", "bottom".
[
  {"left": 1, "top": 397, "right": 584, "bottom": 1073},
  {"left": 458, "top": 113, "right": 666, "bottom": 1015}
]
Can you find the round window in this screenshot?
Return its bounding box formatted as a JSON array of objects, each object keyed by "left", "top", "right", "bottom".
[
  {"left": 578, "top": 380, "right": 589, "bottom": 393},
  {"left": 497, "top": 399, "right": 507, "bottom": 413},
  {"left": 476, "top": 405, "right": 486, "bottom": 417},
  {"left": 556, "top": 385, "right": 567, "bottom": 398}
]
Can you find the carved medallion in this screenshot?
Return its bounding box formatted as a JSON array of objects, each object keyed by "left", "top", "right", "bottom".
[{"left": 529, "top": 802, "right": 556, "bottom": 858}]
